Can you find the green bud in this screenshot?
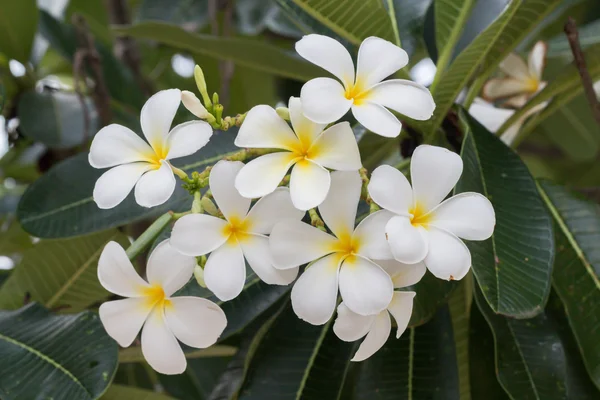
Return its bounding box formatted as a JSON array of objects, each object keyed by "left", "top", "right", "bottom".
[
  {"left": 212, "top": 92, "right": 219, "bottom": 105},
  {"left": 191, "top": 191, "right": 203, "bottom": 213},
  {"left": 201, "top": 196, "right": 219, "bottom": 216},
  {"left": 276, "top": 107, "right": 290, "bottom": 120},
  {"left": 214, "top": 104, "right": 224, "bottom": 126},
  {"left": 194, "top": 65, "right": 212, "bottom": 108},
  {"left": 193, "top": 264, "right": 207, "bottom": 288}
]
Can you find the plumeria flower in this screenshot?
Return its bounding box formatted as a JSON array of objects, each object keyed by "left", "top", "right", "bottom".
[
  {"left": 296, "top": 34, "right": 435, "bottom": 138},
  {"left": 181, "top": 90, "right": 212, "bottom": 120},
  {"left": 334, "top": 260, "right": 425, "bottom": 361},
  {"left": 368, "top": 145, "right": 496, "bottom": 281},
  {"left": 89, "top": 89, "right": 212, "bottom": 209},
  {"left": 170, "top": 160, "right": 304, "bottom": 301},
  {"left": 98, "top": 240, "right": 226, "bottom": 375},
  {"left": 270, "top": 170, "right": 398, "bottom": 325},
  {"left": 234, "top": 97, "right": 361, "bottom": 210}
]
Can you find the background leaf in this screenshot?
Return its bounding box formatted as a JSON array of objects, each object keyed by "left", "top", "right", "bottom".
[
  {"left": 102, "top": 385, "right": 176, "bottom": 400},
  {"left": 0, "top": 0, "right": 38, "bottom": 62}
]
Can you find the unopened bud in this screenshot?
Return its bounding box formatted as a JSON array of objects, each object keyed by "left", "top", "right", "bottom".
[
  {"left": 194, "top": 65, "right": 212, "bottom": 108},
  {"left": 193, "top": 265, "right": 206, "bottom": 287},
  {"left": 181, "top": 90, "right": 211, "bottom": 119},
  {"left": 201, "top": 196, "right": 219, "bottom": 216},
  {"left": 276, "top": 107, "right": 290, "bottom": 120}
]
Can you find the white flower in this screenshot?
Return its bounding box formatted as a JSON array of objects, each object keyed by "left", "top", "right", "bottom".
[
  {"left": 368, "top": 145, "right": 496, "bottom": 281},
  {"left": 296, "top": 34, "right": 435, "bottom": 138},
  {"left": 181, "top": 90, "right": 211, "bottom": 119},
  {"left": 333, "top": 260, "right": 425, "bottom": 361},
  {"left": 98, "top": 240, "right": 226, "bottom": 375},
  {"left": 170, "top": 160, "right": 304, "bottom": 301},
  {"left": 270, "top": 170, "right": 398, "bottom": 325},
  {"left": 89, "top": 89, "right": 212, "bottom": 209},
  {"left": 234, "top": 97, "right": 361, "bottom": 210}
]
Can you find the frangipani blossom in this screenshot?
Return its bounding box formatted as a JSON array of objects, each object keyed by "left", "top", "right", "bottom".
[
  {"left": 98, "top": 240, "right": 226, "bottom": 375},
  {"left": 296, "top": 34, "right": 435, "bottom": 138},
  {"left": 181, "top": 90, "right": 211, "bottom": 120},
  {"left": 170, "top": 160, "right": 304, "bottom": 301},
  {"left": 270, "top": 170, "right": 398, "bottom": 325},
  {"left": 234, "top": 97, "right": 361, "bottom": 210},
  {"left": 368, "top": 145, "right": 496, "bottom": 281},
  {"left": 89, "top": 89, "right": 212, "bottom": 209},
  {"left": 334, "top": 260, "right": 425, "bottom": 361}
]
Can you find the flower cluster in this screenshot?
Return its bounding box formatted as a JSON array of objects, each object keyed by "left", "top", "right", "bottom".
[{"left": 91, "top": 34, "right": 495, "bottom": 374}]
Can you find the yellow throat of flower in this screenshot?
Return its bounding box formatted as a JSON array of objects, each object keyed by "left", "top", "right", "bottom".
[
  {"left": 344, "top": 80, "right": 369, "bottom": 106},
  {"left": 410, "top": 203, "right": 432, "bottom": 227},
  {"left": 142, "top": 284, "right": 171, "bottom": 310},
  {"left": 222, "top": 215, "right": 252, "bottom": 244}
]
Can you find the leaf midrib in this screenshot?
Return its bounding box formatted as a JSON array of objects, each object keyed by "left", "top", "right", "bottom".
[
  {"left": 290, "top": 0, "right": 361, "bottom": 45},
  {"left": 505, "top": 320, "right": 541, "bottom": 399},
  {"left": 295, "top": 319, "right": 332, "bottom": 399}
]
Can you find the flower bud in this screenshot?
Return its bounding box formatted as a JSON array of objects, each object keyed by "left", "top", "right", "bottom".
[
  {"left": 194, "top": 65, "right": 212, "bottom": 108},
  {"left": 276, "top": 107, "right": 290, "bottom": 120},
  {"left": 193, "top": 264, "right": 207, "bottom": 288},
  {"left": 201, "top": 196, "right": 219, "bottom": 216}
]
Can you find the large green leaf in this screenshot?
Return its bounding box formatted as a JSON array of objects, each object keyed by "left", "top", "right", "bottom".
[
  {"left": 0, "top": 303, "right": 118, "bottom": 400},
  {"left": 102, "top": 385, "right": 176, "bottom": 400},
  {"left": 0, "top": 217, "right": 32, "bottom": 256},
  {"left": 448, "top": 277, "right": 472, "bottom": 400},
  {"left": 159, "top": 357, "right": 232, "bottom": 400},
  {"left": 387, "top": 0, "right": 432, "bottom": 56},
  {"left": 538, "top": 181, "right": 600, "bottom": 390},
  {"left": 456, "top": 110, "right": 554, "bottom": 317},
  {"left": 136, "top": 0, "right": 208, "bottom": 28},
  {"left": 0, "top": 0, "right": 38, "bottom": 62},
  {"left": 408, "top": 270, "right": 456, "bottom": 326}
]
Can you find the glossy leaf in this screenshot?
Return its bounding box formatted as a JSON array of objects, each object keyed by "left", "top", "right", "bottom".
[
  {"left": 0, "top": 0, "right": 38, "bottom": 62},
  {"left": 273, "top": 0, "right": 348, "bottom": 43},
  {"left": 0, "top": 218, "right": 32, "bottom": 256},
  {"left": 159, "top": 357, "right": 232, "bottom": 400},
  {"left": 102, "top": 385, "right": 176, "bottom": 400},
  {"left": 136, "top": 0, "right": 208, "bottom": 28},
  {"left": 119, "top": 346, "right": 237, "bottom": 364},
  {"left": 448, "top": 277, "right": 472, "bottom": 400},
  {"left": 408, "top": 270, "right": 456, "bottom": 326},
  {"left": 387, "top": 0, "right": 432, "bottom": 56}
]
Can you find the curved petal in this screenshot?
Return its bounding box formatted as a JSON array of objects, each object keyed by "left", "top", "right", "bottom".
[
  {"left": 89, "top": 124, "right": 154, "bottom": 168},
  {"left": 351, "top": 102, "right": 402, "bottom": 138},
  {"left": 181, "top": 90, "right": 210, "bottom": 119},
  {"left": 424, "top": 227, "right": 471, "bottom": 281},
  {"left": 333, "top": 302, "right": 375, "bottom": 342},
  {"left": 339, "top": 256, "right": 393, "bottom": 316},
  {"left": 165, "top": 121, "right": 212, "bottom": 160},
  {"left": 468, "top": 100, "right": 514, "bottom": 133},
  {"left": 318, "top": 170, "right": 361, "bottom": 240},
  {"left": 429, "top": 193, "right": 495, "bottom": 240},
  {"left": 410, "top": 145, "right": 463, "bottom": 212},
  {"left": 97, "top": 241, "right": 149, "bottom": 297},
  {"left": 141, "top": 307, "right": 187, "bottom": 375},
  {"left": 270, "top": 220, "right": 337, "bottom": 269},
  {"left": 368, "top": 164, "right": 413, "bottom": 215},
  {"left": 387, "top": 291, "right": 415, "bottom": 338},
  {"left": 244, "top": 187, "right": 305, "bottom": 235},
  {"left": 93, "top": 163, "right": 152, "bottom": 209},
  {"left": 140, "top": 89, "right": 181, "bottom": 154},
  {"left": 170, "top": 214, "right": 229, "bottom": 256},
  {"left": 528, "top": 41, "right": 547, "bottom": 81},
  {"left": 300, "top": 78, "right": 353, "bottom": 124},
  {"left": 291, "top": 253, "right": 342, "bottom": 325},
  {"left": 295, "top": 34, "right": 355, "bottom": 86},
  {"left": 290, "top": 160, "right": 331, "bottom": 211},
  {"left": 309, "top": 121, "right": 362, "bottom": 171},
  {"left": 134, "top": 161, "right": 176, "bottom": 208},
  {"left": 376, "top": 259, "right": 426, "bottom": 288},
  {"left": 288, "top": 96, "right": 326, "bottom": 147},
  {"left": 234, "top": 105, "right": 298, "bottom": 151},
  {"left": 385, "top": 216, "right": 428, "bottom": 264},
  {"left": 210, "top": 160, "right": 251, "bottom": 221},
  {"left": 482, "top": 78, "right": 531, "bottom": 101},
  {"left": 146, "top": 240, "right": 196, "bottom": 297},
  {"left": 356, "top": 37, "right": 408, "bottom": 88},
  {"left": 367, "top": 80, "right": 435, "bottom": 121},
  {"left": 353, "top": 210, "right": 395, "bottom": 260},
  {"left": 99, "top": 298, "right": 151, "bottom": 347},
  {"left": 241, "top": 234, "right": 298, "bottom": 285},
  {"left": 351, "top": 311, "right": 391, "bottom": 362},
  {"left": 235, "top": 152, "right": 298, "bottom": 199},
  {"left": 165, "top": 297, "right": 227, "bottom": 348},
  {"left": 203, "top": 242, "right": 246, "bottom": 301},
  {"left": 499, "top": 52, "right": 530, "bottom": 80}
]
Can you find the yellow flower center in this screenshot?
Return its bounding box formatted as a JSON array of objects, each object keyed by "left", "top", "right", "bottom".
[
  {"left": 409, "top": 202, "right": 432, "bottom": 227},
  {"left": 524, "top": 77, "right": 540, "bottom": 93},
  {"left": 344, "top": 80, "right": 370, "bottom": 105},
  {"left": 147, "top": 140, "right": 169, "bottom": 168},
  {"left": 142, "top": 284, "right": 171, "bottom": 310},
  {"left": 331, "top": 231, "right": 360, "bottom": 262},
  {"left": 222, "top": 215, "right": 252, "bottom": 244}
]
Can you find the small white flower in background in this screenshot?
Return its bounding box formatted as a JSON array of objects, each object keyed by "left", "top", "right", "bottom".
[
  {"left": 234, "top": 97, "right": 361, "bottom": 210},
  {"left": 296, "top": 34, "right": 435, "bottom": 138},
  {"left": 334, "top": 259, "right": 425, "bottom": 361},
  {"left": 89, "top": 89, "right": 212, "bottom": 209},
  {"left": 368, "top": 145, "right": 496, "bottom": 281},
  {"left": 170, "top": 160, "right": 304, "bottom": 301},
  {"left": 97, "top": 240, "right": 226, "bottom": 375}
]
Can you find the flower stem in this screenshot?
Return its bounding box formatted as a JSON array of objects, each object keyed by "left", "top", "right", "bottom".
[
  {"left": 308, "top": 208, "right": 327, "bottom": 232},
  {"left": 125, "top": 213, "right": 173, "bottom": 260}
]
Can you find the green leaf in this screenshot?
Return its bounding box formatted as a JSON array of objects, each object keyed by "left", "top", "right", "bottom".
[
  {"left": 101, "top": 385, "right": 176, "bottom": 400},
  {"left": 537, "top": 181, "right": 600, "bottom": 390},
  {"left": 136, "top": 0, "right": 208, "bottom": 28},
  {"left": 408, "top": 270, "right": 456, "bottom": 326},
  {"left": 159, "top": 356, "right": 232, "bottom": 400},
  {"left": 0, "top": 230, "right": 129, "bottom": 312},
  {"left": 119, "top": 346, "right": 237, "bottom": 364},
  {"left": 0, "top": 218, "right": 32, "bottom": 255},
  {"left": 0, "top": 81, "right": 5, "bottom": 113},
  {"left": 456, "top": 110, "right": 554, "bottom": 317},
  {"left": 448, "top": 277, "right": 472, "bottom": 400},
  {"left": 0, "top": 0, "right": 38, "bottom": 62},
  {"left": 547, "top": 19, "right": 600, "bottom": 57},
  {"left": 0, "top": 303, "right": 118, "bottom": 400}
]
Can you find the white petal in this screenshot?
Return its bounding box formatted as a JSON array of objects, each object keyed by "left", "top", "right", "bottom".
[
  {"left": 93, "top": 163, "right": 152, "bottom": 209},
  {"left": 300, "top": 78, "right": 353, "bottom": 124},
  {"left": 234, "top": 105, "right": 298, "bottom": 150},
  {"left": 376, "top": 259, "right": 426, "bottom": 288},
  {"left": 210, "top": 160, "right": 251, "bottom": 220},
  {"left": 424, "top": 227, "right": 471, "bottom": 281},
  {"left": 244, "top": 187, "right": 305, "bottom": 235},
  {"left": 141, "top": 307, "right": 186, "bottom": 375},
  {"left": 318, "top": 170, "right": 361, "bottom": 239},
  {"left": 429, "top": 193, "right": 495, "bottom": 240},
  {"left": 387, "top": 291, "right": 415, "bottom": 338},
  {"left": 528, "top": 41, "right": 547, "bottom": 81},
  {"left": 295, "top": 34, "right": 355, "bottom": 86},
  {"left": 289, "top": 96, "right": 326, "bottom": 147},
  {"left": 339, "top": 256, "right": 393, "bottom": 316},
  {"left": 410, "top": 145, "right": 463, "bottom": 212},
  {"left": 165, "top": 121, "right": 212, "bottom": 160},
  {"left": 134, "top": 161, "right": 176, "bottom": 208},
  {"left": 146, "top": 240, "right": 196, "bottom": 297},
  {"left": 499, "top": 52, "right": 530, "bottom": 80},
  {"left": 99, "top": 298, "right": 151, "bottom": 347},
  {"left": 140, "top": 89, "right": 181, "bottom": 154},
  {"left": 333, "top": 302, "right": 375, "bottom": 342},
  {"left": 291, "top": 253, "right": 342, "bottom": 325},
  {"left": 204, "top": 242, "right": 246, "bottom": 301},
  {"left": 351, "top": 311, "right": 391, "bottom": 362},
  {"left": 351, "top": 102, "right": 402, "bottom": 138},
  {"left": 170, "top": 214, "right": 229, "bottom": 256},
  {"left": 241, "top": 234, "right": 298, "bottom": 285},
  {"left": 235, "top": 152, "right": 297, "bottom": 199},
  {"left": 165, "top": 296, "right": 227, "bottom": 348},
  {"left": 97, "top": 241, "right": 149, "bottom": 297},
  {"left": 353, "top": 210, "right": 395, "bottom": 260},
  {"left": 290, "top": 160, "right": 331, "bottom": 211},
  {"left": 368, "top": 164, "right": 413, "bottom": 215},
  {"left": 482, "top": 78, "right": 531, "bottom": 100},
  {"left": 385, "top": 216, "right": 428, "bottom": 264},
  {"left": 181, "top": 90, "right": 210, "bottom": 119},
  {"left": 356, "top": 37, "right": 408, "bottom": 89},
  {"left": 367, "top": 80, "right": 435, "bottom": 121},
  {"left": 309, "top": 122, "right": 362, "bottom": 171},
  {"left": 468, "top": 100, "right": 514, "bottom": 133},
  {"left": 89, "top": 124, "right": 154, "bottom": 168},
  {"left": 270, "top": 220, "right": 337, "bottom": 269}
]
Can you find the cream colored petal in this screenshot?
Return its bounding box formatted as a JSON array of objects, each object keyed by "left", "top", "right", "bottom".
[
  {"left": 482, "top": 78, "right": 532, "bottom": 101},
  {"left": 309, "top": 121, "right": 362, "bottom": 171},
  {"left": 234, "top": 105, "right": 298, "bottom": 151},
  {"left": 165, "top": 121, "right": 212, "bottom": 160},
  {"left": 376, "top": 259, "right": 426, "bottom": 289},
  {"left": 339, "top": 256, "right": 394, "bottom": 316},
  {"left": 351, "top": 102, "right": 402, "bottom": 138},
  {"left": 333, "top": 302, "right": 375, "bottom": 342},
  {"left": 288, "top": 96, "right": 326, "bottom": 147},
  {"left": 356, "top": 37, "right": 408, "bottom": 88},
  {"left": 141, "top": 307, "right": 187, "bottom": 375},
  {"left": 235, "top": 152, "right": 298, "bottom": 199},
  {"left": 89, "top": 124, "right": 154, "bottom": 168},
  {"left": 367, "top": 80, "right": 435, "bottom": 121},
  {"left": 368, "top": 164, "right": 413, "bottom": 215},
  {"left": 295, "top": 34, "right": 355, "bottom": 86},
  {"left": 241, "top": 234, "right": 299, "bottom": 285},
  {"left": 99, "top": 298, "right": 151, "bottom": 347},
  {"left": 244, "top": 187, "right": 305, "bottom": 235},
  {"left": 146, "top": 239, "right": 196, "bottom": 297},
  {"left": 318, "top": 170, "right": 361, "bottom": 240},
  {"left": 424, "top": 227, "right": 471, "bottom": 281},
  {"left": 165, "top": 296, "right": 227, "bottom": 348},
  {"left": 353, "top": 210, "right": 395, "bottom": 260},
  {"left": 170, "top": 214, "right": 229, "bottom": 256},
  {"left": 387, "top": 291, "right": 415, "bottom": 338},
  {"left": 203, "top": 242, "right": 246, "bottom": 301},
  {"left": 134, "top": 160, "right": 176, "bottom": 208},
  {"left": 181, "top": 90, "right": 210, "bottom": 119},
  {"left": 140, "top": 89, "right": 181, "bottom": 154},
  {"left": 210, "top": 160, "right": 251, "bottom": 221},
  {"left": 428, "top": 193, "right": 496, "bottom": 241},
  {"left": 93, "top": 163, "right": 152, "bottom": 210},
  {"left": 528, "top": 41, "right": 547, "bottom": 81},
  {"left": 290, "top": 160, "right": 331, "bottom": 211},
  {"left": 351, "top": 311, "right": 391, "bottom": 362},
  {"left": 499, "top": 52, "right": 530, "bottom": 80},
  {"left": 97, "top": 241, "right": 149, "bottom": 297},
  {"left": 300, "top": 77, "right": 353, "bottom": 124}
]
